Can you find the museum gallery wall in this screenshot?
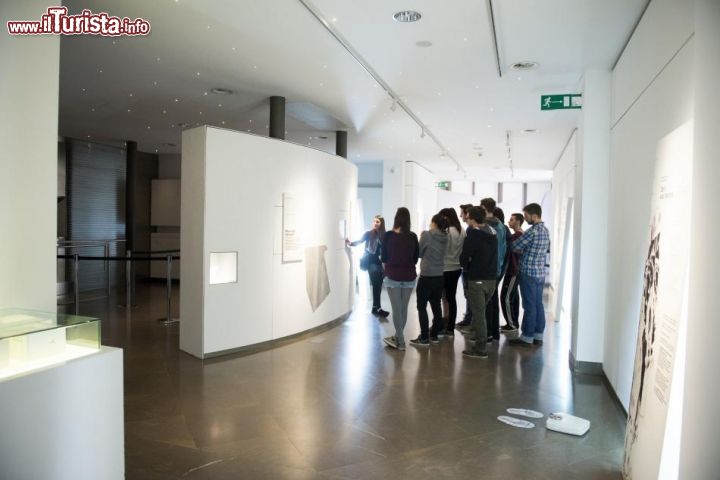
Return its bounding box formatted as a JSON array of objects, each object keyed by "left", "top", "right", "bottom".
[{"left": 180, "top": 126, "right": 357, "bottom": 358}]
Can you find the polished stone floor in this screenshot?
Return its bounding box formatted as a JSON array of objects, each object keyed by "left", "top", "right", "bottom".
[{"left": 76, "top": 281, "right": 626, "bottom": 479}]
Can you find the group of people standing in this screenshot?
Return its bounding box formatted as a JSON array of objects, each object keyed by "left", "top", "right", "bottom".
[{"left": 347, "top": 198, "right": 551, "bottom": 359}]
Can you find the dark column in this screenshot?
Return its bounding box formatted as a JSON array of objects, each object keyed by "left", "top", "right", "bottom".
[
  {"left": 336, "top": 130, "right": 348, "bottom": 158},
  {"left": 125, "top": 141, "right": 137, "bottom": 250},
  {"left": 269, "top": 96, "right": 285, "bottom": 140}
]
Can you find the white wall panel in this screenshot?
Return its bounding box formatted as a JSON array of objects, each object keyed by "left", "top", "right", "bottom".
[
  {"left": 181, "top": 128, "right": 356, "bottom": 357},
  {"left": 0, "top": 0, "right": 59, "bottom": 310},
  {"left": 607, "top": 34, "right": 694, "bottom": 408},
  {"left": 612, "top": 0, "right": 694, "bottom": 126}
]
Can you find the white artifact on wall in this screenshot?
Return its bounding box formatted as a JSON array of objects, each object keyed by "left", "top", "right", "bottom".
[
  {"left": 305, "top": 245, "right": 331, "bottom": 312},
  {"left": 282, "top": 193, "right": 303, "bottom": 263},
  {"left": 623, "top": 122, "right": 693, "bottom": 479}
]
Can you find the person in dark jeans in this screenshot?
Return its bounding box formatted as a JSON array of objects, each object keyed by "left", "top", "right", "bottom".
[
  {"left": 501, "top": 213, "right": 524, "bottom": 331},
  {"left": 439, "top": 207, "right": 465, "bottom": 337},
  {"left": 460, "top": 207, "right": 498, "bottom": 359},
  {"left": 410, "top": 214, "right": 449, "bottom": 347},
  {"left": 346, "top": 214, "right": 388, "bottom": 317},
  {"left": 480, "top": 198, "right": 507, "bottom": 343},
  {"left": 456, "top": 204, "right": 475, "bottom": 329}
]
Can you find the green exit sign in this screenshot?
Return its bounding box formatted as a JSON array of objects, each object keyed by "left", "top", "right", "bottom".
[
  {"left": 437, "top": 181, "right": 450, "bottom": 190},
  {"left": 541, "top": 94, "right": 582, "bottom": 110}
]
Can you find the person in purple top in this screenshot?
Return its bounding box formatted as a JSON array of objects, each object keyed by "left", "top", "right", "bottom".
[{"left": 381, "top": 207, "right": 419, "bottom": 351}]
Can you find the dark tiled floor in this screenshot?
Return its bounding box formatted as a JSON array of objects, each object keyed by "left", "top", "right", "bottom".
[{"left": 74, "top": 281, "right": 626, "bottom": 479}]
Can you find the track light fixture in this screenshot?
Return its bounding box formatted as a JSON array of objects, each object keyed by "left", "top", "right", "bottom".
[
  {"left": 420, "top": 129, "right": 426, "bottom": 139},
  {"left": 390, "top": 100, "right": 398, "bottom": 112}
]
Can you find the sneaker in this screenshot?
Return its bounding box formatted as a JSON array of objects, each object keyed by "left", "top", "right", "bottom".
[
  {"left": 377, "top": 309, "right": 390, "bottom": 317},
  {"left": 508, "top": 338, "right": 532, "bottom": 347},
  {"left": 429, "top": 335, "right": 440, "bottom": 344},
  {"left": 533, "top": 339, "right": 543, "bottom": 346},
  {"left": 501, "top": 325, "right": 518, "bottom": 333},
  {"left": 458, "top": 325, "right": 474, "bottom": 335},
  {"left": 456, "top": 319, "right": 471, "bottom": 328},
  {"left": 409, "top": 336, "right": 430, "bottom": 347},
  {"left": 383, "top": 336, "right": 398, "bottom": 349},
  {"left": 462, "top": 350, "right": 488, "bottom": 359},
  {"left": 397, "top": 343, "right": 406, "bottom": 351},
  {"left": 371, "top": 308, "right": 380, "bottom": 316}
]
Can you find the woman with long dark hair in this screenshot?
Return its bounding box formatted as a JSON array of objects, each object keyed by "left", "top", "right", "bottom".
[
  {"left": 438, "top": 207, "right": 466, "bottom": 337},
  {"left": 346, "top": 214, "right": 388, "bottom": 317},
  {"left": 381, "top": 207, "right": 419, "bottom": 351},
  {"left": 410, "top": 213, "right": 449, "bottom": 346}
]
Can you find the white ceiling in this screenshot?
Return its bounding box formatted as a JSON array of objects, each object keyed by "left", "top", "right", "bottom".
[{"left": 58, "top": 0, "right": 647, "bottom": 182}]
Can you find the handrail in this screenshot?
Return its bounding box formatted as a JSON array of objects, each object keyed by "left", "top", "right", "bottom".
[{"left": 57, "top": 255, "right": 179, "bottom": 261}]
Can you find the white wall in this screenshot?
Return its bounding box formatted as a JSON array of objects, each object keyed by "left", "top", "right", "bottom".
[
  {"left": 436, "top": 189, "right": 477, "bottom": 216},
  {"left": 0, "top": 1, "right": 59, "bottom": 310},
  {"left": 356, "top": 162, "right": 383, "bottom": 231},
  {"left": 180, "top": 128, "right": 357, "bottom": 357},
  {"left": 606, "top": 0, "right": 694, "bottom": 409},
  {"left": 680, "top": 1, "right": 720, "bottom": 477},
  {"left": 382, "top": 159, "right": 406, "bottom": 225},
  {"left": 570, "top": 70, "right": 611, "bottom": 365},
  {"left": 404, "top": 162, "right": 438, "bottom": 232},
  {"left": 550, "top": 133, "right": 577, "bottom": 294},
  {"left": 357, "top": 187, "right": 382, "bottom": 232},
  {"left": 0, "top": 348, "right": 124, "bottom": 480}
]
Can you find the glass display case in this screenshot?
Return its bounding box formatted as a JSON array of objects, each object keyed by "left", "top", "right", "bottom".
[{"left": 0, "top": 308, "right": 100, "bottom": 380}]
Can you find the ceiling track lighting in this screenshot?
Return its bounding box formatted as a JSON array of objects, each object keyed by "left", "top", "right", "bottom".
[
  {"left": 506, "top": 130, "right": 514, "bottom": 178},
  {"left": 390, "top": 100, "right": 398, "bottom": 112},
  {"left": 297, "top": 0, "right": 465, "bottom": 176}
]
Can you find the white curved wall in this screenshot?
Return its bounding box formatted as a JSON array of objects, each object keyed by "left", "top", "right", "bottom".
[{"left": 180, "top": 127, "right": 357, "bottom": 358}]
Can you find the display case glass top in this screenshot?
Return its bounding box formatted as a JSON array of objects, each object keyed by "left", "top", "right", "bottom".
[
  {"left": 0, "top": 308, "right": 98, "bottom": 339},
  {"left": 0, "top": 308, "right": 101, "bottom": 380}
]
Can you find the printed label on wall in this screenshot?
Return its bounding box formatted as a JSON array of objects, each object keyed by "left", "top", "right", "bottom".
[
  {"left": 623, "top": 122, "right": 693, "bottom": 479},
  {"left": 282, "top": 193, "right": 303, "bottom": 263}
]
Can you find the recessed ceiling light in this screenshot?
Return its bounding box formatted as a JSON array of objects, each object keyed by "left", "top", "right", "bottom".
[
  {"left": 511, "top": 61, "right": 539, "bottom": 71},
  {"left": 394, "top": 10, "right": 422, "bottom": 22},
  {"left": 211, "top": 88, "right": 234, "bottom": 95},
  {"left": 521, "top": 129, "right": 538, "bottom": 133},
  {"left": 415, "top": 40, "right": 432, "bottom": 48}
]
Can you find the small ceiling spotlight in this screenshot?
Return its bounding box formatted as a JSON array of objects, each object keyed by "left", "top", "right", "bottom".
[
  {"left": 420, "top": 129, "right": 426, "bottom": 139},
  {"left": 393, "top": 10, "right": 422, "bottom": 22},
  {"left": 390, "top": 100, "right": 398, "bottom": 112},
  {"left": 415, "top": 40, "right": 432, "bottom": 48},
  {"left": 211, "top": 88, "right": 234, "bottom": 95},
  {"left": 521, "top": 128, "right": 538, "bottom": 133},
  {"left": 439, "top": 151, "right": 446, "bottom": 158}
]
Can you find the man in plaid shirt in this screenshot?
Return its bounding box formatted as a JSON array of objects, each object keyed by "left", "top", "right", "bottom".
[{"left": 508, "top": 203, "right": 551, "bottom": 347}]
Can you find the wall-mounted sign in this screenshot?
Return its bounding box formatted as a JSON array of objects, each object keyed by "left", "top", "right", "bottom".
[
  {"left": 282, "top": 193, "right": 303, "bottom": 263},
  {"left": 541, "top": 94, "right": 582, "bottom": 110},
  {"left": 437, "top": 181, "right": 451, "bottom": 190}
]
